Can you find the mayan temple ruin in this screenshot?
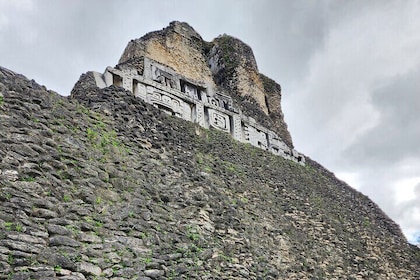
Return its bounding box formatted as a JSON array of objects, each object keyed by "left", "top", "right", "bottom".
[
  {"left": 90, "top": 57, "right": 305, "bottom": 165},
  {"left": 1, "top": 21, "right": 419, "bottom": 279},
  {"left": 83, "top": 21, "right": 304, "bottom": 165}
]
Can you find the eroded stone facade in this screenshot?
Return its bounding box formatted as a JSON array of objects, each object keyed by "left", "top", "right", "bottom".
[{"left": 92, "top": 57, "right": 305, "bottom": 165}]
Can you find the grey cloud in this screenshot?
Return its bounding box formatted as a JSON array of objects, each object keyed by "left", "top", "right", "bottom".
[
  {"left": 0, "top": 0, "right": 126, "bottom": 94},
  {"left": 343, "top": 68, "right": 420, "bottom": 165},
  {"left": 247, "top": 0, "right": 330, "bottom": 85},
  {"left": 335, "top": 67, "right": 420, "bottom": 243}
]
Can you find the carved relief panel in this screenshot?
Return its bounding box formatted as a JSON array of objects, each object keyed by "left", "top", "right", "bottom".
[
  {"left": 180, "top": 82, "right": 200, "bottom": 100},
  {"left": 122, "top": 70, "right": 134, "bottom": 92},
  {"left": 268, "top": 132, "right": 289, "bottom": 156},
  {"left": 133, "top": 81, "right": 147, "bottom": 100},
  {"left": 147, "top": 90, "right": 191, "bottom": 121},
  {"left": 207, "top": 108, "right": 230, "bottom": 132},
  {"left": 255, "top": 129, "right": 268, "bottom": 150},
  {"left": 97, "top": 62, "right": 304, "bottom": 164},
  {"left": 214, "top": 93, "right": 233, "bottom": 111},
  {"left": 242, "top": 124, "right": 268, "bottom": 150},
  {"left": 208, "top": 96, "right": 220, "bottom": 108},
  {"left": 152, "top": 65, "right": 177, "bottom": 89},
  {"left": 206, "top": 93, "right": 235, "bottom": 112},
  {"left": 185, "top": 84, "right": 197, "bottom": 98}
]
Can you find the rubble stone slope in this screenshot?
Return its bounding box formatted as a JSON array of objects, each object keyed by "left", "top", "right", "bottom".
[{"left": 0, "top": 66, "right": 419, "bottom": 279}]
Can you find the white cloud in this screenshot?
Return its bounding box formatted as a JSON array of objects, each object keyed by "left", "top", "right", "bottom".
[{"left": 395, "top": 177, "right": 420, "bottom": 204}]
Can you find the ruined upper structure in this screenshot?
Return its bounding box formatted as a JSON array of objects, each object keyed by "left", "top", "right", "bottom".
[{"left": 74, "top": 21, "right": 304, "bottom": 164}]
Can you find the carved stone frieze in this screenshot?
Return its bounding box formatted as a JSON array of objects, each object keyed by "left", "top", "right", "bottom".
[
  {"left": 90, "top": 57, "right": 305, "bottom": 165},
  {"left": 207, "top": 109, "right": 230, "bottom": 132}
]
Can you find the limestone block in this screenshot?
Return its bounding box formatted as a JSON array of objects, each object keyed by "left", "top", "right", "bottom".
[
  {"left": 2, "top": 240, "right": 43, "bottom": 254},
  {"left": 92, "top": 72, "right": 106, "bottom": 88},
  {"left": 79, "top": 232, "right": 102, "bottom": 244},
  {"left": 77, "top": 262, "right": 102, "bottom": 276},
  {"left": 49, "top": 236, "right": 80, "bottom": 247},
  {"left": 102, "top": 71, "right": 111, "bottom": 87},
  {"left": 5, "top": 232, "right": 46, "bottom": 245},
  {"left": 144, "top": 269, "right": 164, "bottom": 278},
  {"left": 103, "top": 67, "right": 114, "bottom": 86},
  {"left": 2, "top": 169, "right": 18, "bottom": 181}
]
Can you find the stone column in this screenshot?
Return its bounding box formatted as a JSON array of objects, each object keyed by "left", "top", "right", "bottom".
[
  {"left": 134, "top": 82, "right": 147, "bottom": 101},
  {"left": 196, "top": 103, "right": 205, "bottom": 127},
  {"left": 104, "top": 68, "right": 113, "bottom": 86},
  {"left": 122, "top": 70, "right": 133, "bottom": 92},
  {"left": 232, "top": 115, "right": 242, "bottom": 142}
]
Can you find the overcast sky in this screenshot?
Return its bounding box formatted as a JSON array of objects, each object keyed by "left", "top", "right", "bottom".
[{"left": 1, "top": 0, "right": 419, "bottom": 244}]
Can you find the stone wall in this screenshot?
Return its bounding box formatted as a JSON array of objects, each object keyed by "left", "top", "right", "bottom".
[
  {"left": 92, "top": 57, "right": 305, "bottom": 165},
  {"left": 2, "top": 65, "right": 419, "bottom": 279}
]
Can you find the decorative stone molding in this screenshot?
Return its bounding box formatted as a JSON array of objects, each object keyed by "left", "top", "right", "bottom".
[{"left": 92, "top": 57, "right": 305, "bottom": 165}]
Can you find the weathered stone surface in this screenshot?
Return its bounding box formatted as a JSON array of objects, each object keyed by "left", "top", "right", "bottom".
[
  {"left": 58, "top": 272, "right": 87, "bottom": 280},
  {"left": 31, "top": 270, "right": 56, "bottom": 278},
  {"left": 46, "top": 224, "right": 73, "bottom": 236},
  {"left": 144, "top": 269, "right": 164, "bottom": 278},
  {"left": 2, "top": 240, "right": 43, "bottom": 254},
  {"left": 36, "top": 249, "right": 77, "bottom": 270},
  {"left": 79, "top": 232, "right": 102, "bottom": 244},
  {"left": 77, "top": 262, "right": 101, "bottom": 276},
  {"left": 106, "top": 252, "right": 121, "bottom": 264},
  {"left": 120, "top": 22, "right": 215, "bottom": 91},
  {"left": 9, "top": 271, "right": 32, "bottom": 280},
  {"left": 5, "top": 233, "right": 46, "bottom": 245},
  {"left": 0, "top": 261, "right": 11, "bottom": 276},
  {"left": 118, "top": 21, "right": 293, "bottom": 147},
  {"left": 32, "top": 208, "right": 58, "bottom": 219},
  {"left": 2, "top": 169, "right": 19, "bottom": 181},
  {"left": 49, "top": 236, "right": 80, "bottom": 247}
]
